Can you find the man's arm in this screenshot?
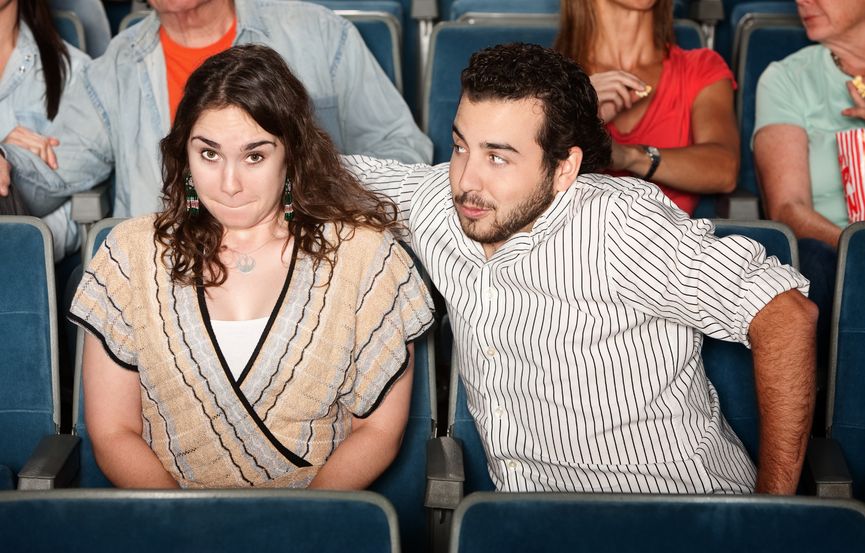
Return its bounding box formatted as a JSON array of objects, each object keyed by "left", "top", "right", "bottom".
[
  {"left": 748, "top": 289, "right": 817, "bottom": 494},
  {"left": 330, "top": 17, "right": 432, "bottom": 164}
]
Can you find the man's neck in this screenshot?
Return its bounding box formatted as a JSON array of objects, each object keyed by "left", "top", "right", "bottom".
[{"left": 159, "top": 0, "right": 235, "bottom": 48}]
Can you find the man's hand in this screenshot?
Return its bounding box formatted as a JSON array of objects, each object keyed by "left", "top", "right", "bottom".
[
  {"left": 0, "top": 152, "right": 10, "bottom": 197},
  {"left": 590, "top": 70, "right": 650, "bottom": 123},
  {"left": 842, "top": 80, "right": 865, "bottom": 120},
  {"left": 3, "top": 126, "right": 59, "bottom": 169}
]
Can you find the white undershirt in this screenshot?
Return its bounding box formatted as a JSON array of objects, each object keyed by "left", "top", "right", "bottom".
[{"left": 210, "top": 317, "right": 269, "bottom": 379}]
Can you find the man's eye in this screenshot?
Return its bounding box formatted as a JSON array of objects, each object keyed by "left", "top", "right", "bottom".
[
  {"left": 452, "top": 143, "right": 466, "bottom": 154},
  {"left": 490, "top": 154, "right": 505, "bottom": 165}
]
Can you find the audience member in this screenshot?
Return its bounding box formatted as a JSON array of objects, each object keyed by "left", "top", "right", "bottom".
[
  {"left": 754, "top": 0, "right": 865, "bottom": 365},
  {"left": 555, "top": 0, "right": 739, "bottom": 216},
  {"left": 0, "top": 0, "right": 431, "bottom": 225},
  {"left": 70, "top": 45, "right": 434, "bottom": 489},
  {"left": 0, "top": 0, "right": 88, "bottom": 260},
  {"left": 347, "top": 43, "right": 816, "bottom": 495}
]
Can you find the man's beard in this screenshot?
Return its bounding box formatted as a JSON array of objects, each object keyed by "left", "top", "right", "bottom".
[{"left": 454, "top": 172, "right": 556, "bottom": 245}]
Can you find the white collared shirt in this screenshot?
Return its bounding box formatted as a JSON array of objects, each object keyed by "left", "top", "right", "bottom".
[{"left": 346, "top": 155, "right": 809, "bottom": 494}]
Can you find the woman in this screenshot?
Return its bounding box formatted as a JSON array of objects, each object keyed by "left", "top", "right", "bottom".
[
  {"left": 70, "top": 44, "right": 435, "bottom": 489},
  {"left": 753, "top": 0, "right": 865, "bottom": 366},
  {"left": 0, "top": 0, "right": 87, "bottom": 259},
  {"left": 554, "top": 0, "right": 739, "bottom": 216}
]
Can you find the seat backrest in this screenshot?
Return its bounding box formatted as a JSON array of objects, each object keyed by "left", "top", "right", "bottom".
[
  {"left": 370, "top": 249, "right": 437, "bottom": 552},
  {"left": 72, "top": 218, "right": 125, "bottom": 488},
  {"left": 0, "top": 489, "right": 399, "bottom": 553},
  {"left": 446, "top": 220, "right": 798, "bottom": 487},
  {"left": 735, "top": 14, "right": 811, "bottom": 198},
  {"left": 451, "top": 492, "right": 865, "bottom": 553},
  {"left": 0, "top": 217, "right": 59, "bottom": 481},
  {"left": 51, "top": 10, "right": 87, "bottom": 51},
  {"left": 714, "top": 1, "right": 798, "bottom": 64},
  {"left": 73, "top": 220, "right": 435, "bottom": 549},
  {"left": 827, "top": 222, "right": 865, "bottom": 500},
  {"left": 703, "top": 220, "right": 797, "bottom": 460}
]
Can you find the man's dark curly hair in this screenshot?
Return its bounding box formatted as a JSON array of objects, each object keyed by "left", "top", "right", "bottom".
[{"left": 460, "top": 42, "right": 612, "bottom": 177}]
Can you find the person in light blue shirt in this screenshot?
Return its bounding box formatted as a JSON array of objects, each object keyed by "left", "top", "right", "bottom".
[
  {"left": 0, "top": 0, "right": 431, "bottom": 221},
  {"left": 0, "top": 0, "right": 89, "bottom": 260}
]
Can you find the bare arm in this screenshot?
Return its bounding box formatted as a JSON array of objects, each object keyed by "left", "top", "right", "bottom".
[
  {"left": 308, "top": 345, "right": 414, "bottom": 490},
  {"left": 612, "top": 79, "right": 740, "bottom": 194},
  {"left": 83, "top": 333, "right": 179, "bottom": 488},
  {"left": 754, "top": 124, "right": 842, "bottom": 248},
  {"left": 748, "top": 289, "right": 817, "bottom": 494}
]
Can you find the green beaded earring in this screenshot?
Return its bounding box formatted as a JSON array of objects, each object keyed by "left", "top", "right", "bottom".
[
  {"left": 185, "top": 174, "right": 199, "bottom": 215},
  {"left": 283, "top": 179, "right": 294, "bottom": 222}
]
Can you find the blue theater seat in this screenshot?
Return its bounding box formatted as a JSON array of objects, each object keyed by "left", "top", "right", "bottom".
[
  {"left": 451, "top": 493, "right": 865, "bottom": 553},
  {"left": 68, "top": 219, "right": 437, "bottom": 551},
  {"left": 734, "top": 13, "right": 811, "bottom": 201},
  {"left": 827, "top": 222, "right": 865, "bottom": 500},
  {"left": 0, "top": 489, "right": 399, "bottom": 553},
  {"left": 0, "top": 217, "right": 63, "bottom": 490},
  {"left": 51, "top": 10, "right": 86, "bottom": 51}
]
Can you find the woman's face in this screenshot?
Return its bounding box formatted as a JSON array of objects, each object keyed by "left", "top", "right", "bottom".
[
  {"left": 796, "top": 0, "right": 865, "bottom": 43},
  {"left": 186, "top": 105, "right": 287, "bottom": 231}
]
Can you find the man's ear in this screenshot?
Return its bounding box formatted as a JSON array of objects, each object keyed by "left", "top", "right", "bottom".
[{"left": 553, "top": 146, "right": 583, "bottom": 193}]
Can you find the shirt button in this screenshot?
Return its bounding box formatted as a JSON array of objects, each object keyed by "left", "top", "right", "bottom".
[
  {"left": 17, "top": 65, "right": 25, "bottom": 73},
  {"left": 506, "top": 460, "right": 518, "bottom": 470},
  {"left": 485, "top": 288, "right": 497, "bottom": 301},
  {"left": 494, "top": 406, "right": 505, "bottom": 418},
  {"left": 485, "top": 347, "right": 497, "bottom": 357}
]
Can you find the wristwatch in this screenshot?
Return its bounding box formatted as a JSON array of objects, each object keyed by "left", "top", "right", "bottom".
[{"left": 640, "top": 145, "right": 661, "bottom": 181}]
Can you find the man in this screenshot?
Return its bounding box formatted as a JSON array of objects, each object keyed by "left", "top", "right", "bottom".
[
  {"left": 0, "top": 0, "right": 430, "bottom": 226},
  {"left": 346, "top": 43, "right": 817, "bottom": 494}
]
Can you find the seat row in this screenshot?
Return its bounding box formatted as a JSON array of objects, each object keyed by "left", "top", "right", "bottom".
[{"left": 1, "top": 216, "right": 865, "bottom": 551}]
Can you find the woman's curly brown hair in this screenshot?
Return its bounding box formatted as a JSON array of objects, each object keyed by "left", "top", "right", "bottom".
[{"left": 154, "top": 44, "right": 399, "bottom": 287}]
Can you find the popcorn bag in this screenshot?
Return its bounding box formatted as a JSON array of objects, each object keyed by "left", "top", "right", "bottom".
[{"left": 837, "top": 128, "right": 865, "bottom": 223}]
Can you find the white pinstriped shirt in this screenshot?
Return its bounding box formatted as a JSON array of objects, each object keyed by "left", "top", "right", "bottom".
[{"left": 346, "top": 156, "right": 809, "bottom": 494}]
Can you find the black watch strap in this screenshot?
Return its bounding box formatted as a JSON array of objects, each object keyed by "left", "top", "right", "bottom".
[{"left": 641, "top": 145, "right": 661, "bottom": 181}]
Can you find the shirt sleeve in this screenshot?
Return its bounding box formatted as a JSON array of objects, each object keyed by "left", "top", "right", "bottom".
[
  {"left": 340, "top": 234, "right": 435, "bottom": 417},
  {"left": 68, "top": 229, "right": 138, "bottom": 370},
  {"left": 604, "top": 179, "right": 810, "bottom": 347},
  {"left": 753, "top": 60, "right": 806, "bottom": 136},
  {"left": 684, "top": 48, "right": 737, "bottom": 105}
]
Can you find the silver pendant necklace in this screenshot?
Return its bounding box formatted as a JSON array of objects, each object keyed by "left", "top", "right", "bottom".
[{"left": 224, "top": 236, "right": 279, "bottom": 274}]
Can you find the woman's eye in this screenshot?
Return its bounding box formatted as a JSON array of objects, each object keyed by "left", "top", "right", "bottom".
[
  {"left": 201, "top": 149, "right": 218, "bottom": 161},
  {"left": 247, "top": 152, "right": 264, "bottom": 163}
]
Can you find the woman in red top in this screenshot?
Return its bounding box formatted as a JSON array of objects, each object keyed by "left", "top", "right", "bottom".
[{"left": 554, "top": 0, "right": 739, "bottom": 216}]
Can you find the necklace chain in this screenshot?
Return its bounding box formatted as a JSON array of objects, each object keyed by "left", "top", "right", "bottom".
[{"left": 223, "top": 235, "right": 281, "bottom": 274}]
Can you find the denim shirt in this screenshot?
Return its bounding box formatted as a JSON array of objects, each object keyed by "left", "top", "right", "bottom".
[
  {"left": 6, "top": 0, "right": 431, "bottom": 217},
  {"left": 0, "top": 24, "right": 90, "bottom": 259}
]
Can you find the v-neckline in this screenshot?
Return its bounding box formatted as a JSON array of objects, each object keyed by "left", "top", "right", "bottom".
[
  {"left": 610, "top": 55, "right": 670, "bottom": 138},
  {"left": 198, "top": 237, "right": 300, "bottom": 388}
]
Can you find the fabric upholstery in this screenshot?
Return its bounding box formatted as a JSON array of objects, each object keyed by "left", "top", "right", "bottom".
[
  {"left": 703, "top": 222, "right": 796, "bottom": 461},
  {"left": 717, "top": 0, "right": 798, "bottom": 63},
  {"left": 51, "top": 10, "right": 85, "bottom": 50},
  {"left": 0, "top": 489, "right": 398, "bottom": 552},
  {"left": 831, "top": 223, "right": 865, "bottom": 500},
  {"left": 0, "top": 218, "right": 57, "bottom": 476},
  {"left": 453, "top": 493, "right": 865, "bottom": 553},
  {"left": 0, "top": 465, "right": 13, "bottom": 490},
  {"left": 737, "top": 17, "right": 811, "bottom": 197}
]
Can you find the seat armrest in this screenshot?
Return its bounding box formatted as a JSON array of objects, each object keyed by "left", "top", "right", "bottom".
[
  {"left": 689, "top": 0, "right": 724, "bottom": 26},
  {"left": 411, "top": 0, "right": 438, "bottom": 20},
  {"left": 715, "top": 189, "right": 761, "bottom": 220},
  {"left": 71, "top": 183, "right": 111, "bottom": 224},
  {"left": 801, "top": 437, "right": 853, "bottom": 498},
  {"left": 425, "top": 436, "right": 464, "bottom": 509},
  {"left": 16, "top": 434, "right": 81, "bottom": 490}
]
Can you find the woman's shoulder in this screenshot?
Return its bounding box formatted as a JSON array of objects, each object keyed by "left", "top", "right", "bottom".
[
  {"left": 769, "top": 44, "right": 827, "bottom": 76},
  {"left": 102, "top": 215, "right": 157, "bottom": 250},
  {"left": 335, "top": 223, "right": 401, "bottom": 255}
]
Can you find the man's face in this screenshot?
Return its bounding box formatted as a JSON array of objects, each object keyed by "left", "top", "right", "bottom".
[
  {"left": 148, "top": 0, "right": 220, "bottom": 15},
  {"left": 449, "top": 97, "right": 566, "bottom": 256}
]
